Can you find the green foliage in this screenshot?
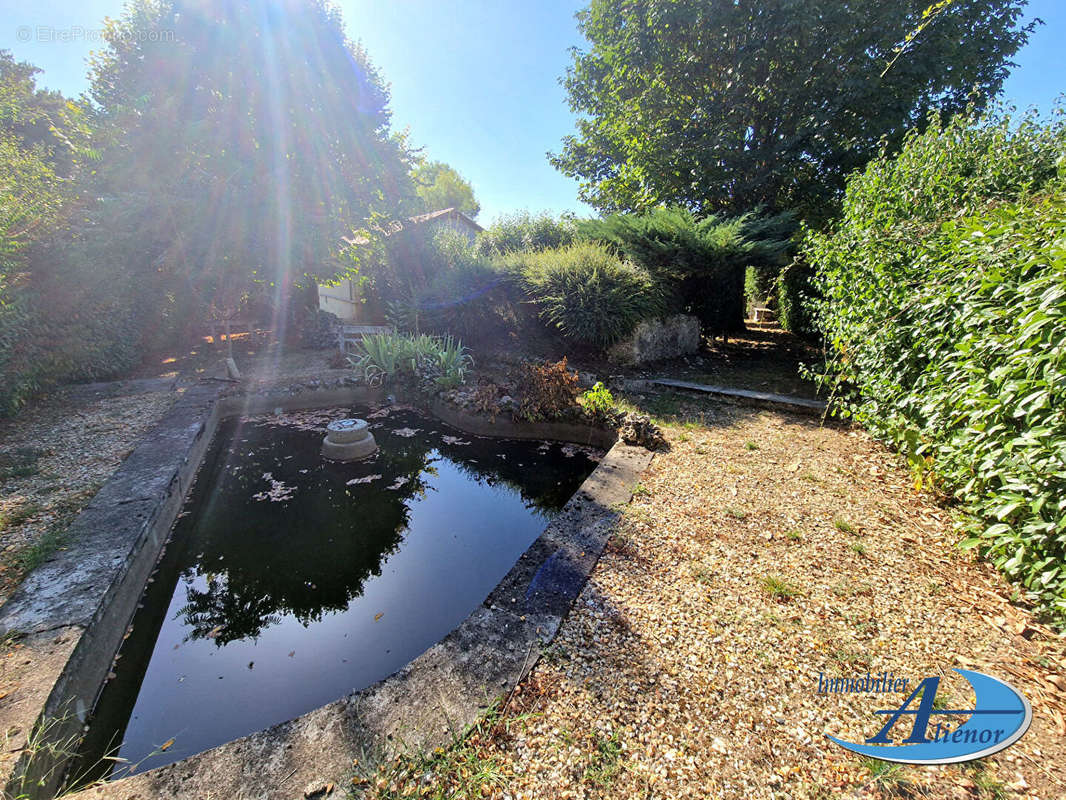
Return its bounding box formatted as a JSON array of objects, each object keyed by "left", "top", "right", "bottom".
[
  {"left": 514, "top": 358, "right": 580, "bottom": 422},
  {"left": 348, "top": 331, "right": 472, "bottom": 391},
  {"left": 580, "top": 207, "right": 795, "bottom": 333},
  {"left": 88, "top": 0, "right": 414, "bottom": 318},
  {"left": 580, "top": 381, "right": 615, "bottom": 421},
  {"left": 411, "top": 160, "right": 479, "bottom": 217},
  {"left": 776, "top": 260, "right": 817, "bottom": 337},
  {"left": 474, "top": 211, "right": 577, "bottom": 256},
  {"left": 805, "top": 108, "right": 1066, "bottom": 623},
  {"left": 552, "top": 0, "right": 1035, "bottom": 218},
  {"left": 744, "top": 266, "right": 774, "bottom": 312},
  {"left": 0, "top": 50, "right": 135, "bottom": 415},
  {"left": 517, "top": 241, "right": 664, "bottom": 347}
]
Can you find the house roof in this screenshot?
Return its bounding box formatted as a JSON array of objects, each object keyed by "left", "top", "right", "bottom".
[
  {"left": 407, "top": 207, "right": 483, "bottom": 231},
  {"left": 342, "top": 207, "right": 482, "bottom": 247}
]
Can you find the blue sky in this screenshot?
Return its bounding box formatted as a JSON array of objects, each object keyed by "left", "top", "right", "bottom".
[{"left": 0, "top": 0, "right": 1061, "bottom": 223}]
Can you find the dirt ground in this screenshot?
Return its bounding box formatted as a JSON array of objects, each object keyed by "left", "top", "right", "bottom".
[{"left": 359, "top": 391, "right": 1066, "bottom": 800}]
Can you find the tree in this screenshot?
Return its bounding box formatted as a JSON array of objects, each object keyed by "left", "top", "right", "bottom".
[
  {"left": 411, "top": 160, "right": 479, "bottom": 217},
  {"left": 551, "top": 0, "right": 1036, "bottom": 218},
  {"left": 87, "top": 0, "right": 415, "bottom": 331}
]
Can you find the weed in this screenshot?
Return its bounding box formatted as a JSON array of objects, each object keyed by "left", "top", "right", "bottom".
[
  {"left": 850, "top": 541, "right": 867, "bottom": 557},
  {"left": 931, "top": 690, "right": 953, "bottom": 711},
  {"left": 580, "top": 382, "right": 616, "bottom": 423},
  {"left": 583, "top": 730, "right": 624, "bottom": 789},
  {"left": 761, "top": 575, "right": 803, "bottom": 601},
  {"left": 724, "top": 506, "right": 748, "bottom": 520},
  {"left": 0, "top": 502, "right": 42, "bottom": 531},
  {"left": 4, "top": 507, "right": 77, "bottom": 582},
  {"left": 833, "top": 517, "right": 859, "bottom": 535},
  {"left": 786, "top": 529, "right": 803, "bottom": 542},
  {"left": 631, "top": 483, "right": 651, "bottom": 498},
  {"left": 692, "top": 564, "right": 714, "bottom": 585},
  {"left": 965, "top": 761, "right": 1008, "bottom": 800},
  {"left": 353, "top": 702, "right": 514, "bottom": 799},
  {"left": 744, "top": 440, "right": 759, "bottom": 451},
  {"left": 860, "top": 757, "right": 909, "bottom": 791}
]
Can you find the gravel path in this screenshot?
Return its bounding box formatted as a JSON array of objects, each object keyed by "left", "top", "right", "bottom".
[
  {"left": 364, "top": 393, "right": 1066, "bottom": 799},
  {"left": 0, "top": 387, "right": 178, "bottom": 605}
]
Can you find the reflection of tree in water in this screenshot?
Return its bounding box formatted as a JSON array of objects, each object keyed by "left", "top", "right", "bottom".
[
  {"left": 175, "top": 418, "right": 436, "bottom": 645},
  {"left": 171, "top": 409, "right": 598, "bottom": 646}
]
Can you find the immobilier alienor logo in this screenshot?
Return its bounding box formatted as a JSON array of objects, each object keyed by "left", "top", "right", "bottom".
[{"left": 819, "top": 668, "right": 1031, "bottom": 765}]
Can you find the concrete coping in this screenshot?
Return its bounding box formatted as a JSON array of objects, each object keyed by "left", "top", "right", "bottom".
[
  {"left": 0, "top": 380, "right": 652, "bottom": 800},
  {"left": 647, "top": 377, "right": 827, "bottom": 415}
]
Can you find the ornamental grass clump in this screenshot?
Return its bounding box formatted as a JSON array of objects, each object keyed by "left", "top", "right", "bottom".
[
  {"left": 518, "top": 241, "right": 664, "bottom": 347},
  {"left": 804, "top": 108, "right": 1066, "bottom": 623}
]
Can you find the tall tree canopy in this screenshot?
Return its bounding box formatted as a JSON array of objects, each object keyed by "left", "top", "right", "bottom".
[
  {"left": 88, "top": 0, "right": 414, "bottom": 319},
  {"left": 411, "top": 160, "right": 479, "bottom": 217},
  {"left": 551, "top": 0, "right": 1035, "bottom": 217}
]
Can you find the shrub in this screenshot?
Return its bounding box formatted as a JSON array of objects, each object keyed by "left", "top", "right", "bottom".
[
  {"left": 580, "top": 381, "right": 615, "bottom": 421},
  {"left": 420, "top": 258, "right": 517, "bottom": 343},
  {"left": 744, "top": 265, "right": 774, "bottom": 313},
  {"left": 804, "top": 108, "right": 1066, "bottom": 623},
  {"left": 474, "top": 211, "right": 577, "bottom": 256},
  {"left": 296, "top": 309, "right": 340, "bottom": 350},
  {"left": 518, "top": 242, "right": 665, "bottom": 347},
  {"left": 579, "top": 206, "right": 795, "bottom": 334},
  {"left": 776, "top": 259, "right": 816, "bottom": 337},
  {"left": 513, "top": 358, "right": 580, "bottom": 422}
]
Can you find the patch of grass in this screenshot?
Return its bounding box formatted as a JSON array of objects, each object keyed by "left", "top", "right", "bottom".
[
  {"left": 786, "top": 529, "right": 803, "bottom": 542},
  {"left": 583, "top": 730, "right": 624, "bottom": 789},
  {"left": 692, "top": 564, "right": 715, "bottom": 585},
  {"left": 931, "top": 690, "right": 953, "bottom": 711},
  {"left": 860, "top": 757, "right": 910, "bottom": 791},
  {"left": 353, "top": 703, "right": 516, "bottom": 799},
  {"left": 833, "top": 517, "right": 859, "bottom": 536},
  {"left": 761, "top": 574, "right": 803, "bottom": 601},
  {"left": 744, "top": 440, "right": 759, "bottom": 451},
  {"left": 0, "top": 501, "right": 42, "bottom": 531},
  {"left": 724, "top": 506, "right": 748, "bottom": 520},
  {"left": 9, "top": 524, "right": 70, "bottom": 576},
  {"left": 631, "top": 483, "right": 651, "bottom": 498},
  {"left": 850, "top": 541, "right": 867, "bottom": 557},
  {"left": 965, "top": 761, "right": 1008, "bottom": 800},
  {"left": 800, "top": 471, "right": 821, "bottom": 483}
]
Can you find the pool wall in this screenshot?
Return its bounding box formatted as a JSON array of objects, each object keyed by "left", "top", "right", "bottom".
[{"left": 0, "top": 379, "right": 649, "bottom": 799}]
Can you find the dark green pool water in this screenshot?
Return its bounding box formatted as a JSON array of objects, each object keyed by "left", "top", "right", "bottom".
[{"left": 75, "top": 405, "right": 599, "bottom": 780}]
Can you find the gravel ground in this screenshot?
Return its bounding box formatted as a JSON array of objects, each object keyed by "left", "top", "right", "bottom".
[
  {"left": 361, "top": 393, "right": 1066, "bottom": 800},
  {"left": 0, "top": 388, "right": 178, "bottom": 605}
]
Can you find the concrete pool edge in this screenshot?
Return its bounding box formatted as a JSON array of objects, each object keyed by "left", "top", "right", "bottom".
[{"left": 0, "top": 380, "right": 651, "bottom": 799}]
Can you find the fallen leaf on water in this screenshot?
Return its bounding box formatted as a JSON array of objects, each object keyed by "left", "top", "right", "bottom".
[
  {"left": 288, "top": 650, "right": 296, "bottom": 658},
  {"left": 374, "top": 612, "right": 384, "bottom": 622},
  {"left": 160, "top": 738, "right": 174, "bottom": 752},
  {"left": 206, "top": 625, "right": 224, "bottom": 639}
]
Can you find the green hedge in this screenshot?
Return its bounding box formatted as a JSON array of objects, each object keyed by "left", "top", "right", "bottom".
[{"left": 805, "top": 109, "right": 1066, "bottom": 622}]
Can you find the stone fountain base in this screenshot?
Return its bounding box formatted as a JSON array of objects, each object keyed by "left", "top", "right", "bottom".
[{"left": 322, "top": 418, "right": 377, "bottom": 461}]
